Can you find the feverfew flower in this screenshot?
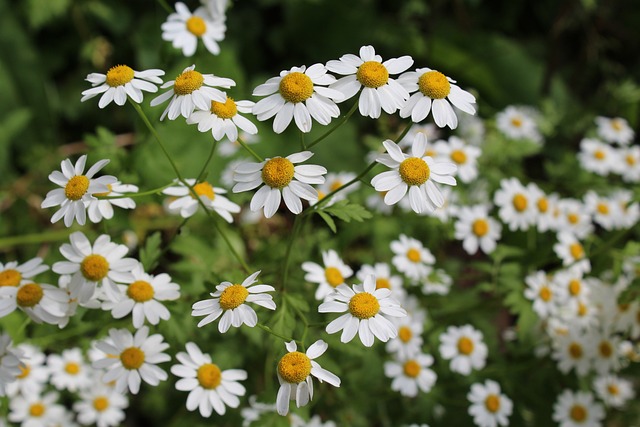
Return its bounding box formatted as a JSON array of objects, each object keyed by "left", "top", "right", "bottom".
[
  {"left": 384, "top": 352, "right": 437, "bottom": 397},
  {"left": 162, "top": 2, "right": 226, "bottom": 56},
  {"left": 454, "top": 205, "right": 502, "bottom": 255},
  {"left": 87, "top": 181, "right": 138, "bottom": 223},
  {"left": 584, "top": 191, "right": 620, "bottom": 231},
  {"left": 552, "top": 390, "right": 604, "bottom": 427},
  {"left": 495, "top": 106, "right": 542, "bottom": 143},
  {"left": 528, "top": 183, "right": 559, "bottom": 232},
  {"left": 434, "top": 136, "right": 481, "bottom": 183},
  {"left": 191, "top": 270, "right": 275, "bottom": 332},
  {"left": 524, "top": 271, "right": 567, "bottom": 319},
  {"left": 593, "top": 375, "right": 634, "bottom": 408},
  {"left": 6, "top": 344, "right": 48, "bottom": 397},
  {"left": 313, "top": 171, "right": 359, "bottom": 207},
  {"left": 188, "top": 96, "right": 257, "bottom": 141},
  {"left": 74, "top": 383, "right": 129, "bottom": 427},
  {"left": 595, "top": 116, "right": 634, "bottom": 145},
  {"left": 232, "top": 151, "right": 326, "bottom": 218},
  {"left": 0, "top": 258, "right": 48, "bottom": 288},
  {"left": 557, "top": 198, "right": 594, "bottom": 239},
  {"left": 553, "top": 232, "right": 590, "bottom": 274},
  {"left": 386, "top": 317, "right": 423, "bottom": 359},
  {"left": 8, "top": 392, "right": 66, "bottom": 427},
  {"left": 47, "top": 348, "right": 92, "bottom": 392},
  {"left": 302, "top": 250, "right": 353, "bottom": 301},
  {"left": 391, "top": 234, "right": 435, "bottom": 282},
  {"left": 356, "top": 262, "right": 404, "bottom": 300},
  {"left": 578, "top": 138, "right": 615, "bottom": 176},
  {"left": 493, "top": 177, "right": 536, "bottom": 231},
  {"left": 0, "top": 280, "right": 67, "bottom": 325},
  {"left": 275, "top": 340, "right": 340, "bottom": 416},
  {"left": 467, "top": 380, "right": 513, "bottom": 427},
  {"left": 551, "top": 328, "right": 593, "bottom": 376},
  {"left": 438, "top": 325, "right": 488, "bottom": 375},
  {"left": 41, "top": 155, "right": 116, "bottom": 227},
  {"left": 618, "top": 146, "right": 640, "bottom": 182},
  {"left": 0, "top": 334, "right": 23, "bottom": 396},
  {"left": 81, "top": 65, "right": 164, "bottom": 108},
  {"left": 162, "top": 179, "right": 240, "bottom": 222}
]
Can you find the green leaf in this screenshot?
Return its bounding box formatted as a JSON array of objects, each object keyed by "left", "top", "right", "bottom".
[
  {"left": 316, "top": 210, "right": 337, "bottom": 233},
  {"left": 139, "top": 232, "right": 162, "bottom": 271},
  {"left": 27, "top": 0, "right": 70, "bottom": 28},
  {"left": 322, "top": 200, "right": 373, "bottom": 223}
]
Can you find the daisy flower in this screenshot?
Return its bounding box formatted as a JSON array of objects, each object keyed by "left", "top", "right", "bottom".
[
  {"left": 150, "top": 65, "right": 234, "bottom": 121},
  {"left": 47, "top": 348, "right": 92, "bottom": 392},
  {"left": 399, "top": 124, "right": 441, "bottom": 150},
  {"left": 618, "top": 145, "right": 640, "bottom": 182},
  {"left": 577, "top": 138, "right": 615, "bottom": 176},
  {"left": 584, "top": 191, "right": 620, "bottom": 231},
  {"left": 434, "top": 136, "right": 481, "bottom": 183},
  {"left": 8, "top": 391, "right": 66, "bottom": 426},
  {"left": 312, "top": 171, "right": 360, "bottom": 207},
  {"left": 589, "top": 331, "right": 622, "bottom": 375},
  {"left": 0, "top": 258, "right": 48, "bottom": 288},
  {"left": 5, "top": 344, "right": 49, "bottom": 398},
  {"left": 191, "top": 270, "right": 275, "bottom": 332},
  {"left": 552, "top": 390, "right": 604, "bottom": 427},
  {"left": 171, "top": 342, "right": 246, "bottom": 416},
  {"left": 52, "top": 231, "right": 138, "bottom": 304},
  {"left": 240, "top": 396, "right": 277, "bottom": 426},
  {"left": 467, "top": 380, "right": 513, "bottom": 427},
  {"left": 398, "top": 67, "right": 476, "bottom": 128},
  {"left": 385, "top": 316, "right": 423, "bottom": 359},
  {"left": 593, "top": 375, "right": 635, "bottom": 408},
  {"left": 553, "top": 232, "right": 590, "bottom": 274},
  {"left": 457, "top": 113, "right": 486, "bottom": 145},
  {"left": 81, "top": 65, "right": 164, "bottom": 108},
  {"left": 0, "top": 280, "right": 67, "bottom": 325},
  {"left": 384, "top": 352, "right": 437, "bottom": 397},
  {"left": 390, "top": 234, "right": 435, "bottom": 282},
  {"left": 557, "top": 198, "right": 594, "bottom": 239},
  {"left": 495, "top": 105, "right": 542, "bottom": 143},
  {"left": 301, "top": 249, "right": 353, "bottom": 301},
  {"left": 275, "top": 340, "right": 340, "bottom": 416},
  {"left": 421, "top": 268, "right": 453, "bottom": 296},
  {"left": 366, "top": 190, "right": 394, "bottom": 215},
  {"left": 232, "top": 151, "right": 326, "bottom": 218},
  {"left": 0, "top": 334, "right": 23, "bottom": 396},
  {"left": 187, "top": 96, "right": 257, "bottom": 142},
  {"left": 73, "top": 383, "right": 129, "bottom": 427},
  {"left": 92, "top": 326, "right": 170, "bottom": 395},
  {"left": 318, "top": 275, "right": 407, "bottom": 347},
  {"left": 371, "top": 134, "right": 457, "bottom": 214},
  {"left": 454, "top": 205, "right": 502, "bottom": 255},
  {"left": 162, "top": 2, "right": 226, "bottom": 56},
  {"left": 438, "top": 325, "right": 488, "bottom": 375},
  {"left": 595, "top": 116, "right": 634, "bottom": 145},
  {"left": 326, "top": 45, "right": 413, "bottom": 118},
  {"left": 162, "top": 179, "right": 240, "bottom": 222},
  {"left": 41, "top": 155, "right": 116, "bottom": 227},
  {"left": 523, "top": 271, "right": 567, "bottom": 319},
  {"left": 551, "top": 328, "right": 593, "bottom": 376},
  {"left": 493, "top": 177, "right": 536, "bottom": 231},
  {"left": 356, "top": 262, "right": 404, "bottom": 300},
  {"left": 528, "top": 183, "right": 559, "bottom": 232},
  {"left": 612, "top": 189, "right": 640, "bottom": 228},
  {"left": 253, "top": 64, "right": 343, "bottom": 133},
  {"left": 87, "top": 181, "right": 139, "bottom": 223}
]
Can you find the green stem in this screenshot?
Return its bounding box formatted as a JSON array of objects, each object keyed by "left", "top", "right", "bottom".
[
  {"left": 281, "top": 215, "right": 303, "bottom": 292},
  {"left": 237, "top": 136, "right": 264, "bottom": 162},
  {"left": 96, "top": 183, "right": 173, "bottom": 199},
  {"left": 197, "top": 140, "right": 218, "bottom": 182},
  {"left": 256, "top": 323, "right": 295, "bottom": 343},
  {"left": 0, "top": 229, "right": 73, "bottom": 249},
  {"left": 210, "top": 218, "right": 252, "bottom": 274},
  {"left": 307, "top": 101, "right": 358, "bottom": 149},
  {"left": 308, "top": 161, "right": 379, "bottom": 212},
  {"left": 156, "top": 0, "right": 173, "bottom": 13},
  {"left": 393, "top": 122, "right": 414, "bottom": 144}
]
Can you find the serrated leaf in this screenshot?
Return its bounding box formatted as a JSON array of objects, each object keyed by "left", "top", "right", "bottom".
[
  {"left": 322, "top": 200, "right": 373, "bottom": 223},
  {"left": 316, "top": 210, "right": 337, "bottom": 233},
  {"left": 285, "top": 293, "right": 310, "bottom": 313},
  {"left": 139, "top": 232, "right": 162, "bottom": 271}
]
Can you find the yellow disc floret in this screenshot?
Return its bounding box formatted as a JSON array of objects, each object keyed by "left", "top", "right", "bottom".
[
  {"left": 607, "top": 384, "right": 620, "bottom": 395},
  {"left": 80, "top": 254, "right": 110, "bottom": 282},
  {"left": 348, "top": 292, "right": 380, "bottom": 319},
  {"left": 599, "top": 341, "right": 613, "bottom": 358},
  {"left": 16, "top": 283, "right": 44, "bottom": 308},
  {"left": 485, "top": 394, "right": 501, "bottom": 413},
  {"left": 211, "top": 97, "right": 238, "bottom": 119},
  {"left": 537, "top": 197, "right": 549, "bottom": 213},
  {"left": 457, "top": 337, "right": 474, "bottom": 355},
  {"left": 418, "top": 70, "right": 450, "bottom": 99},
  {"left": 597, "top": 203, "right": 609, "bottom": 215},
  {"left": 262, "top": 157, "right": 295, "bottom": 189},
  {"left": 278, "top": 351, "right": 311, "bottom": 383},
  {"left": 569, "top": 342, "right": 583, "bottom": 359},
  {"left": 174, "top": 70, "right": 204, "bottom": 96},
  {"left": 197, "top": 363, "right": 222, "bottom": 389},
  {"left": 65, "top": 362, "right": 80, "bottom": 375},
  {"left": 186, "top": 16, "right": 207, "bottom": 37},
  {"left": 324, "top": 267, "right": 344, "bottom": 287},
  {"left": 279, "top": 72, "right": 314, "bottom": 103},
  {"left": 120, "top": 347, "right": 145, "bottom": 370},
  {"left": 510, "top": 117, "right": 523, "bottom": 128},
  {"left": 105, "top": 65, "right": 135, "bottom": 88},
  {"left": 539, "top": 287, "right": 552, "bottom": 302},
  {"left": 17, "top": 364, "right": 30, "bottom": 379},
  {"left": 0, "top": 269, "right": 21, "bottom": 287},
  {"left": 357, "top": 61, "right": 389, "bottom": 89},
  {"left": 93, "top": 184, "right": 113, "bottom": 198},
  {"left": 192, "top": 182, "right": 215, "bottom": 201},
  {"left": 568, "top": 279, "right": 581, "bottom": 296},
  {"left": 472, "top": 219, "right": 489, "bottom": 237},
  {"left": 93, "top": 396, "right": 110, "bottom": 412},
  {"left": 570, "top": 405, "right": 587, "bottom": 422},
  {"left": 450, "top": 150, "right": 467, "bottom": 164},
  {"left": 375, "top": 278, "right": 391, "bottom": 290},
  {"left": 399, "top": 157, "right": 430, "bottom": 186},
  {"left": 512, "top": 194, "right": 528, "bottom": 212},
  {"left": 65, "top": 176, "right": 90, "bottom": 201},
  {"left": 219, "top": 284, "right": 249, "bottom": 310},
  {"left": 29, "top": 403, "right": 45, "bottom": 417},
  {"left": 403, "top": 360, "right": 421, "bottom": 378},
  {"left": 127, "top": 280, "right": 155, "bottom": 303},
  {"left": 594, "top": 150, "right": 606, "bottom": 160},
  {"left": 569, "top": 243, "right": 584, "bottom": 260},
  {"left": 406, "top": 248, "right": 421, "bottom": 263},
  {"left": 398, "top": 326, "right": 412, "bottom": 343}
]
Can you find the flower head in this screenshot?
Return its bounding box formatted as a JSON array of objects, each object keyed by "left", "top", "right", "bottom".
[
  {"left": 438, "top": 325, "right": 488, "bottom": 375},
  {"left": 302, "top": 249, "right": 353, "bottom": 301},
  {"left": 552, "top": 390, "right": 604, "bottom": 427},
  {"left": 467, "top": 380, "right": 513, "bottom": 427},
  {"left": 162, "top": 2, "right": 226, "bottom": 56},
  {"left": 81, "top": 66, "right": 164, "bottom": 108},
  {"left": 163, "top": 179, "right": 240, "bottom": 222},
  {"left": 187, "top": 96, "right": 257, "bottom": 141}
]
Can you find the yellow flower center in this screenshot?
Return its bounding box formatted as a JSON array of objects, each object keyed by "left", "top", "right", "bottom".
[
  {"left": 457, "top": 337, "right": 474, "bottom": 355},
  {"left": 512, "top": 194, "right": 528, "bottom": 212},
  {"left": 398, "top": 326, "right": 412, "bottom": 343},
  {"left": 65, "top": 362, "right": 80, "bottom": 375},
  {"left": 567, "top": 213, "right": 579, "bottom": 224},
  {"left": 599, "top": 341, "right": 613, "bottom": 358},
  {"left": 174, "top": 70, "right": 204, "bottom": 96},
  {"left": 93, "top": 184, "right": 113, "bottom": 198},
  {"left": 619, "top": 303, "right": 630, "bottom": 312},
  {"left": 450, "top": 150, "right": 467, "bottom": 164},
  {"left": 611, "top": 119, "right": 623, "bottom": 131},
  {"left": 93, "top": 396, "right": 110, "bottom": 412},
  {"left": 418, "top": 70, "right": 450, "bottom": 99},
  {"left": 64, "top": 175, "right": 90, "bottom": 201},
  {"left": 211, "top": 97, "right": 237, "bottom": 119},
  {"left": 537, "top": 197, "right": 548, "bottom": 213},
  {"left": 607, "top": 384, "right": 620, "bottom": 395},
  {"left": 105, "top": 65, "right": 134, "bottom": 88},
  {"left": 261, "top": 157, "right": 295, "bottom": 189},
  {"left": 324, "top": 267, "right": 344, "bottom": 287},
  {"left": 329, "top": 180, "right": 343, "bottom": 192},
  {"left": 192, "top": 182, "right": 215, "bottom": 201},
  {"left": 357, "top": 61, "right": 389, "bottom": 89},
  {"left": 406, "top": 248, "right": 421, "bottom": 263},
  {"left": 375, "top": 278, "right": 391, "bottom": 290},
  {"left": 569, "top": 342, "right": 583, "bottom": 359},
  {"left": 577, "top": 302, "right": 588, "bottom": 317},
  {"left": 568, "top": 279, "right": 581, "bottom": 296},
  {"left": 29, "top": 403, "right": 45, "bottom": 417},
  {"left": 570, "top": 405, "right": 587, "bottom": 422},
  {"left": 485, "top": 394, "right": 501, "bottom": 413},
  {"left": 348, "top": 292, "right": 380, "bottom": 319},
  {"left": 186, "top": 16, "right": 207, "bottom": 37},
  {"left": 0, "top": 269, "right": 21, "bottom": 287},
  {"left": 596, "top": 203, "right": 609, "bottom": 215},
  {"left": 594, "top": 150, "right": 605, "bottom": 160},
  {"left": 279, "top": 72, "right": 314, "bottom": 103},
  {"left": 399, "top": 157, "right": 430, "bottom": 186},
  {"left": 472, "top": 219, "right": 489, "bottom": 237},
  {"left": 278, "top": 351, "right": 311, "bottom": 383},
  {"left": 197, "top": 363, "right": 222, "bottom": 389},
  {"left": 120, "top": 347, "right": 145, "bottom": 370},
  {"left": 127, "top": 280, "right": 154, "bottom": 303},
  {"left": 569, "top": 243, "right": 584, "bottom": 260},
  {"left": 425, "top": 149, "right": 436, "bottom": 157},
  {"left": 219, "top": 284, "right": 249, "bottom": 310},
  {"left": 317, "top": 190, "right": 326, "bottom": 200},
  {"left": 510, "top": 117, "right": 523, "bottom": 128},
  {"left": 403, "top": 360, "right": 421, "bottom": 378},
  {"left": 539, "top": 286, "right": 552, "bottom": 302},
  {"left": 17, "top": 364, "right": 30, "bottom": 379},
  {"left": 626, "top": 154, "right": 636, "bottom": 165},
  {"left": 80, "top": 254, "right": 110, "bottom": 282},
  {"left": 16, "top": 283, "right": 44, "bottom": 308}
]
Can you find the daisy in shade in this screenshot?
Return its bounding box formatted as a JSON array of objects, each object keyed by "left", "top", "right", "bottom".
[
  {"left": 438, "top": 325, "right": 488, "bottom": 375},
  {"left": 390, "top": 234, "right": 435, "bottom": 282},
  {"left": 421, "top": 268, "right": 453, "bottom": 296},
  {"left": 524, "top": 271, "right": 567, "bottom": 319},
  {"left": 318, "top": 275, "right": 407, "bottom": 347},
  {"left": 398, "top": 67, "right": 476, "bottom": 128},
  {"left": 311, "top": 171, "right": 360, "bottom": 207},
  {"left": 191, "top": 270, "right": 275, "bottom": 333},
  {"left": 467, "top": 380, "right": 513, "bottom": 427},
  {"left": 301, "top": 250, "right": 353, "bottom": 301},
  {"left": 618, "top": 145, "right": 640, "bottom": 182},
  {"left": 187, "top": 96, "right": 257, "bottom": 141},
  {"left": 6, "top": 344, "right": 48, "bottom": 398},
  {"left": 92, "top": 326, "right": 170, "bottom": 394},
  {"left": 589, "top": 331, "right": 622, "bottom": 375},
  {"left": 326, "top": 45, "right": 413, "bottom": 119},
  {"left": 81, "top": 65, "right": 164, "bottom": 108},
  {"left": 553, "top": 232, "right": 590, "bottom": 274},
  {"left": 399, "top": 124, "right": 441, "bottom": 151},
  {"left": 371, "top": 134, "right": 457, "bottom": 214},
  {"left": 552, "top": 390, "right": 604, "bottom": 427},
  {"left": 150, "top": 65, "right": 234, "bottom": 121},
  {"left": 434, "top": 136, "right": 481, "bottom": 183},
  {"left": 74, "top": 382, "right": 129, "bottom": 427},
  {"left": 384, "top": 352, "right": 437, "bottom": 397},
  {"left": 613, "top": 189, "right": 640, "bottom": 228},
  {"left": 528, "top": 183, "right": 559, "bottom": 232},
  {"left": 0, "top": 334, "right": 23, "bottom": 396},
  {"left": 593, "top": 375, "right": 635, "bottom": 408},
  {"left": 252, "top": 64, "right": 343, "bottom": 133},
  {"left": 41, "top": 155, "right": 116, "bottom": 227},
  {"left": 275, "top": 340, "right": 340, "bottom": 416},
  {"left": 162, "top": 179, "right": 240, "bottom": 222},
  {"left": 493, "top": 177, "right": 536, "bottom": 231},
  {"left": 8, "top": 391, "right": 66, "bottom": 427},
  {"left": 0, "top": 258, "right": 48, "bottom": 288},
  {"left": 171, "top": 342, "right": 246, "bottom": 416},
  {"left": 595, "top": 116, "right": 634, "bottom": 145},
  {"left": 52, "top": 231, "right": 138, "bottom": 304},
  {"left": 386, "top": 317, "right": 423, "bottom": 359},
  {"left": 0, "top": 280, "right": 68, "bottom": 325},
  {"left": 495, "top": 105, "right": 542, "bottom": 143},
  {"left": 557, "top": 198, "right": 594, "bottom": 239},
  {"left": 356, "top": 262, "right": 404, "bottom": 300},
  {"left": 577, "top": 138, "right": 615, "bottom": 176},
  {"left": 232, "top": 151, "right": 326, "bottom": 218},
  {"left": 162, "top": 2, "right": 226, "bottom": 57},
  {"left": 47, "top": 348, "right": 92, "bottom": 392},
  {"left": 551, "top": 328, "right": 593, "bottom": 377},
  {"left": 454, "top": 205, "right": 502, "bottom": 255},
  {"left": 87, "top": 181, "right": 138, "bottom": 223},
  {"left": 584, "top": 191, "right": 619, "bottom": 231}
]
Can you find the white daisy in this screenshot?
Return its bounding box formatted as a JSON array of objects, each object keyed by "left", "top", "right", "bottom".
[
  {"left": 557, "top": 198, "right": 594, "bottom": 239},
  {"left": 41, "top": 155, "right": 116, "bottom": 227},
  {"left": 8, "top": 391, "right": 66, "bottom": 427},
  {"left": 454, "top": 205, "right": 502, "bottom": 255},
  {"left": 612, "top": 189, "right": 640, "bottom": 228},
  {"left": 5, "top": 344, "right": 49, "bottom": 398},
  {"left": 553, "top": 232, "right": 590, "bottom": 274},
  {"left": 434, "top": 136, "right": 481, "bottom": 183},
  {"left": 384, "top": 352, "right": 437, "bottom": 397},
  {"left": 0, "top": 258, "right": 48, "bottom": 288},
  {"left": 390, "top": 234, "right": 435, "bottom": 282},
  {"left": 162, "top": 179, "right": 240, "bottom": 222},
  {"left": 240, "top": 396, "right": 277, "bottom": 426},
  {"left": 399, "top": 124, "right": 441, "bottom": 151},
  {"left": 187, "top": 96, "right": 257, "bottom": 142},
  {"left": 232, "top": 151, "right": 326, "bottom": 218},
  {"left": 275, "top": 340, "right": 340, "bottom": 416},
  {"left": 312, "top": 171, "right": 360, "bottom": 207},
  {"left": 301, "top": 249, "right": 353, "bottom": 301},
  {"left": 527, "top": 183, "right": 559, "bottom": 232},
  {"left": 81, "top": 65, "right": 164, "bottom": 108},
  {"left": 191, "top": 270, "right": 276, "bottom": 332},
  {"left": 493, "top": 177, "right": 536, "bottom": 231},
  {"left": 438, "top": 324, "right": 488, "bottom": 375},
  {"left": 150, "top": 65, "right": 234, "bottom": 121},
  {"left": 593, "top": 375, "right": 635, "bottom": 408},
  {"left": 47, "top": 348, "right": 92, "bottom": 392},
  {"left": 524, "top": 271, "right": 567, "bottom": 319},
  {"left": 457, "top": 113, "right": 486, "bottom": 145},
  {"left": 552, "top": 390, "right": 605, "bottom": 427},
  {"left": 421, "top": 268, "right": 453, "bottom": 296},
  {"left": 356, "top": 262, "right": 404, "bottom": 300},
  {"left": 0, "top": 334, "right": 23, "bottom": 396},
  {"left": 618, "top": 145, "right": 640, "bottom": 182},
  {"left": 553, "top": 266, "right": 589, "bottom": 304},
  {"left": 584, "top": 191, "right": 620, "bottom": 231},
  {"left": 319, "top": 275, "right": 407, "bottom": 347},
  {"left": 171, "top": 342, "right": 247, "bottom": 416},
  {"left": 87, "top": 181, "right": 138, "bottom": 223},
  {"left": 92, "top": 326, "right": 170, "bottom": 394},
  {"left": 385, "top": 316, "right": 423, "bottom": 359},
  {"left": 74, "top": 383, "right": 129, "bottom": 427},
  {"left": 467, "top": 380, "right": 513, "bottom": 427},
  {"left": 162, "top": 2, "right": 226, "bottom": 56},
  {"left": 589, "top": 331, "right": 622, "bottom": 375},
  {"left": 495, "top": 105, "right": 542, "bottom": 143},
  {"left": 398, "top": 67, "right": 476, "bottom": 128},
  {"left": 0, "top": 280, "right": 68, "bottom": 325},
  {"left": 326, "top": 45, "right": 413, "bottom": 118},
  {"left": 577, "top": 138, "right": 615, "bottom": 176},
  {"left": 595, "top": 116, "right": 634, "bottom": 145},
  {"left": 551, "top": 328, "right": 593, "bottom": 376}
]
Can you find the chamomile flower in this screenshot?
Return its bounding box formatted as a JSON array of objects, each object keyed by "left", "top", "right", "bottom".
[
  {"left": 421, "top": 268, "right": 453, "bottom": 296},
  {"left": 595, "top": 116, "right": 634, "bottom": 145},
  {"left": 590, "top": 331, "right": 622, "bottom": 375},
  {"left": 302, "top": 250, "right": 353, "bottom": 301},
  {"left": 528, "top": 183, "right": 559, "bottom": 232},
  {"left": 578, "top": 138, "right": 615, "bottom": 176},
  {"left": 81, "top": 66, "right": 164, "bottom": 108},
  {"left": 8, "top": 392, "right": 65, "bottom": 427},
  {"left": 467, "top": 380, "right": 513, "bottom": 427},
  {"left": 390, "top": 234, "right": 435, "bottom": 282},
  {"left": 558, "top": 198, "right": 594, "bottom": 239},
  {"left": 434, "top": 136, "right": 481, "bottom": 183},
  {"left": 457, "top": 113, "right": 486, "bottom": 146},
  {"left": 93, "top": 326, "right": 170, "bottom": 395},
  {"left": 493, "top": 177, "right": 536, "bottom": 231},
  {"left": 372, "top": 135, "right": 457, "bottom": 214},
  {"left": 47, "top": 348, "right": 92, "bottom": 392},
  {"left": 495, "top": 106, "right": 542, "bottom": 142},
  {"left": 553, "top": 266, "right": 589, "bottom": 303},
  {"left": 191, "top": 270, "right": 275, "bottom": 332},
  {"left": 0, "top": 334, "right": 23, "bottom": 396},
  {"left": 187, "top": 96, "right": 257, "bottom": 141},
  {"left": 319, "top": 275, "right": 407, "bottom": 347},
  {"left": 52, "top": 231, "right": 138, "bottom": 304},
  {"left": 356, "top": 263, "right": 404, "bottom": 300},
  {"left": 150, "top": 65, "right": 234, "bottom": 121},
  {"left": 0, "top": 258, "right": 48, "bottom": 288},
  {"left": 312, "top": 172, "right": 359, "bottom": 207},
  {"left": 162, "top": 2, "right": 226, "bottom": 57},
  {"left": 524, "top": 271, "right": 567, "bottom": 319},
  {"left": 74, "top": 383, "right": 129, "bottom": 427},
  {"left": 584, "top": 191, "right": 619, "bottom": 231},
  {"left": 553, "top": 232, "right": 590, "bottom": 274},
  {"left": 162, "top": 179, "right": 240, "bottom": 222},
  {"left": 0, "top": 280, "right": 68, "bottom": 325},
  {"left": 6, "top": 344, "right": 49, "bottom": 397},
  {"left": 386, "top": 317, "right": 423, "bottom": 359},
  {"left": 552, "top": 390, "right": 604, "bottom": 427},
  {"left": 384, "top": 352, "right": 437, "bottom": 397},
  {"left": 41, "top": 155, "right": 116, "bottom": 227},
  {"left": 398, "top": 67, "right": 476, "bottom": 128},
  {"left": 232, "top": 151, "right": 326, "bottom": 218},
  {"left": 399, "top": 124, "right": 441, "bottom": 150},
  {"left": 612, "top": 189, "right": 640, "bottom": 228},
  {"left": 438, "top": 325, "right": 488, "bottom": 375},
  {"left": 551, "top": 328, "right": 593, "bottom": 376},
  {"left": 171, "top": 342, "right": 247, "bottom": 416},
  {"left": 252, "top": 64, "right": 343, "bottom": 133},
  {"left": 593, "top": 375, "right": 634, "bottom": 408},
  {"left": 618, "top": 145, "right": 640, "bottom": 182},
  {"left": 275, "top": 340, "right": 340, "bottom": 416},
  {"left": 87, "top": 181, "right": 138, "bottom": 223},
  {"left": 454, "top": 205, "right": 502, "bottom": 255}
]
